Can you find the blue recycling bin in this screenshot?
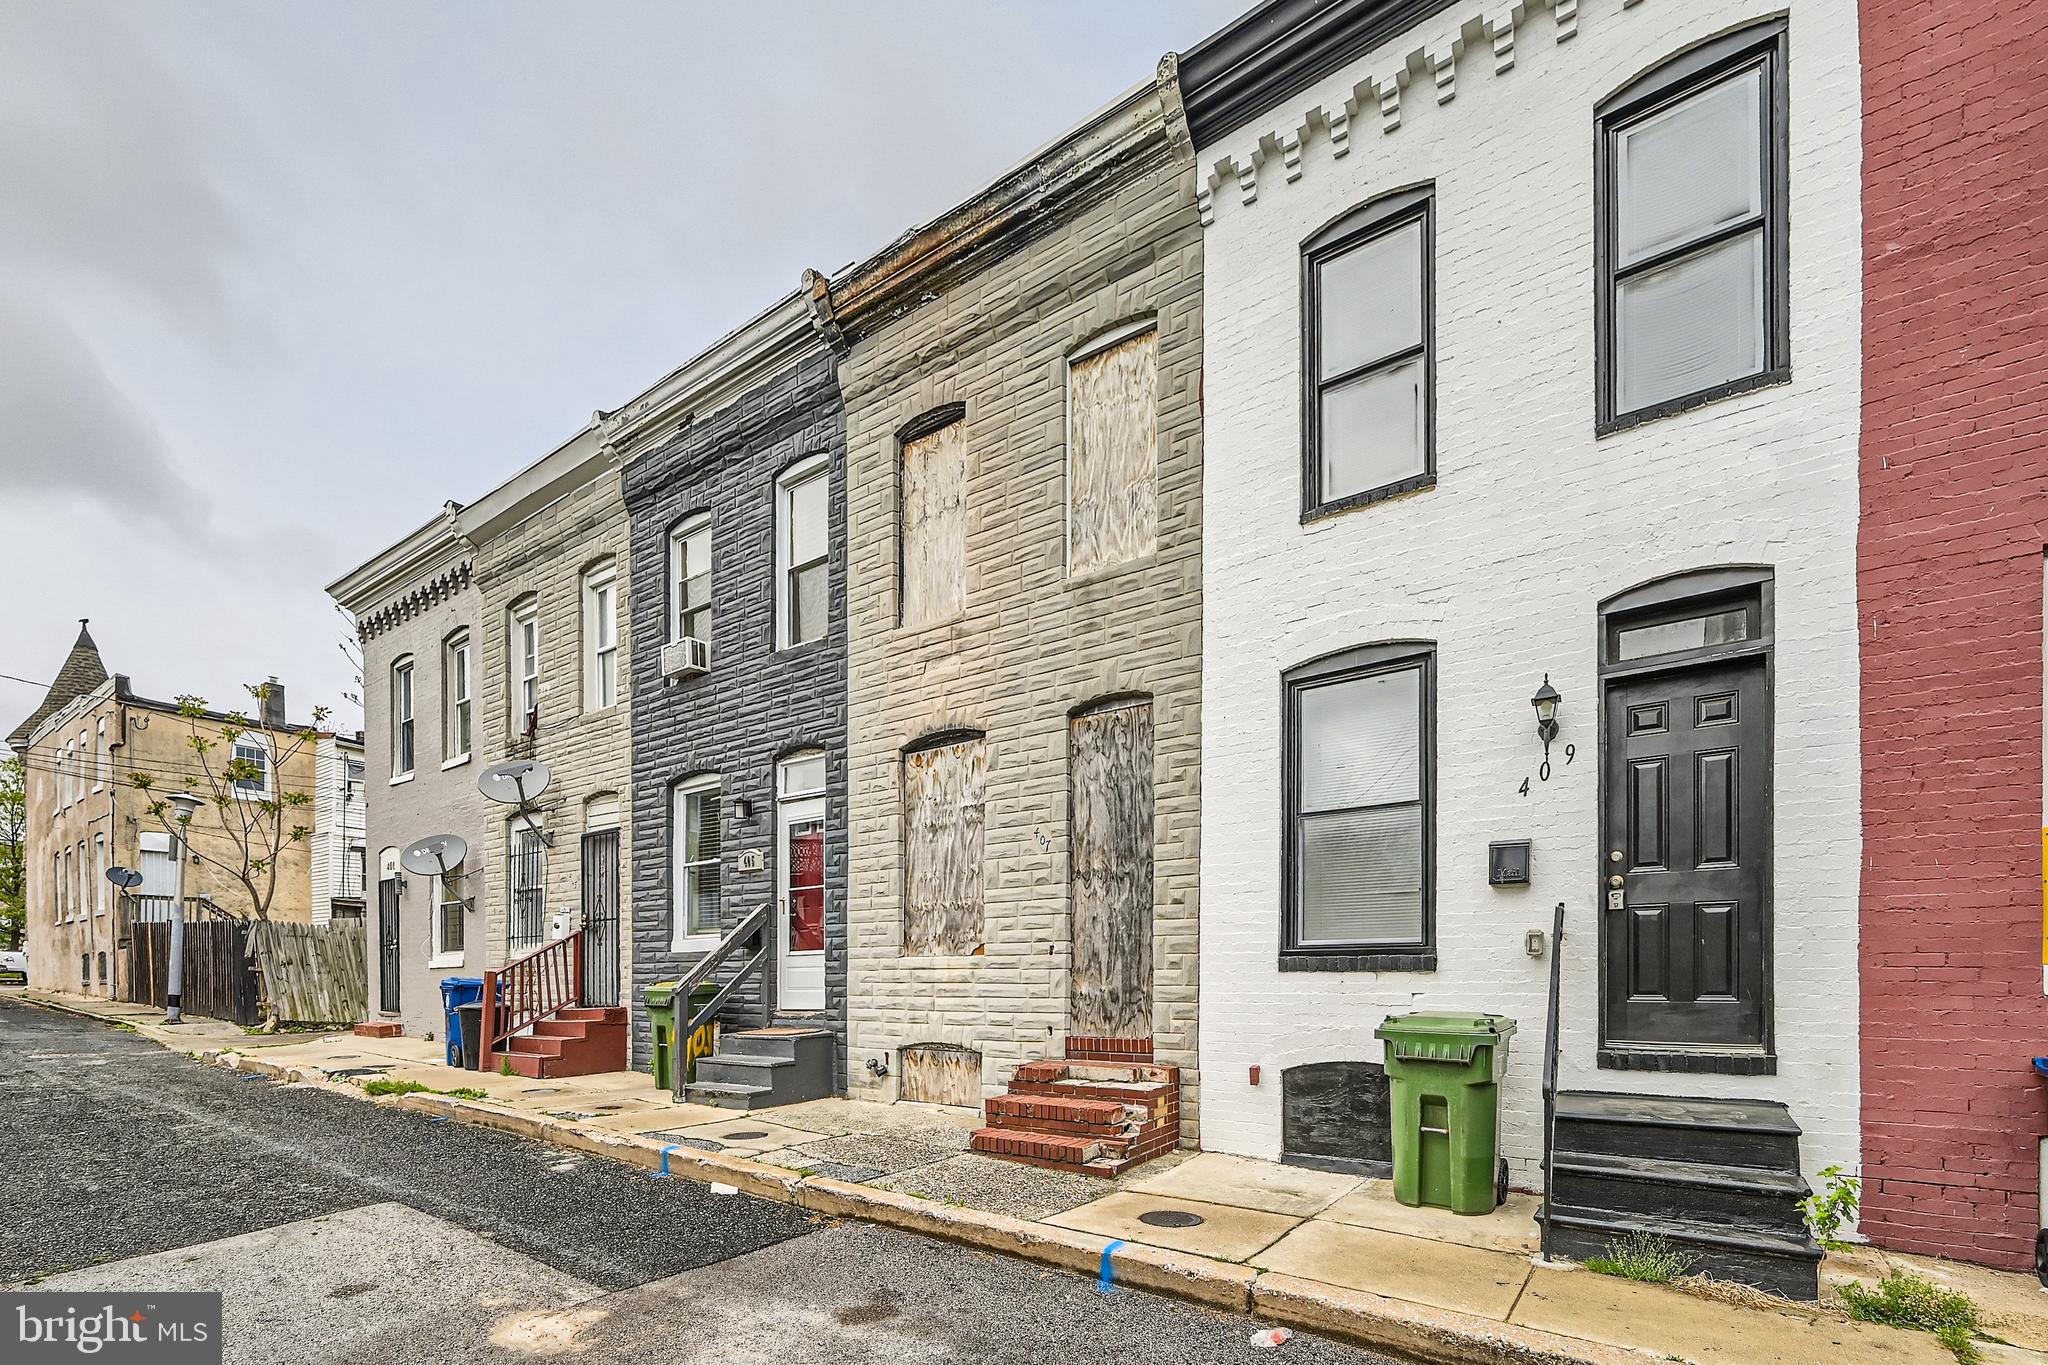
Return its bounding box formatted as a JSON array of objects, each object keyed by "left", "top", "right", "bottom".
[{"left": 440, "top": 977, "right": 484, "bottom": 1068}]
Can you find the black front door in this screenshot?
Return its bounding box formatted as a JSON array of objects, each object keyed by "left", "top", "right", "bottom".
[
  {"left": 377, "top": 876, "right": 401, "bottom": 1013},
  {"left": 1601, "top": 658, "right": 1768, "bottom": 1053},
  {"left": 580, "top": 829, "right": 620, "bottom": 1007}
]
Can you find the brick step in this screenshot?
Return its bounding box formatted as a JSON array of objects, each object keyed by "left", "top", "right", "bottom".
[
  {"left": 968, "top": 1125, "right": 1175, "bottom": 1177},
  {"left": 1012, "top": 1060, "right": 1177, "bottom": 1088},
  {"left": 556, "top": 1007, "right": 627, "bottom": 1025},
  {"left": 985, "top": 1093, "right": 1134, "bottom": 1132}
]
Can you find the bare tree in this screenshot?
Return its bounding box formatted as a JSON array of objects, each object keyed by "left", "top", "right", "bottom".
[{"left": 128, "top": 682, "right": 326, "bottom": 921}]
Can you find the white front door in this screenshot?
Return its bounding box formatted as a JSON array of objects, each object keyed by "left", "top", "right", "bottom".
[{"left": 777, "top": 795, "right": 826, "bottom": 1012}]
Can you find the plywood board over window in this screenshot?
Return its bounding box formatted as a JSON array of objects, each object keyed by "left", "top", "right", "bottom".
[
  {"left": 1069, "top": 700, "right": 1154, "bottom": 1038},
  {"left": 901, "top": 420, "right": 968, "bottom": 628},
  {"left": 898, "top": 1042, "right": 983, "bottom": 1108},
  {"left": 902, "top": 736, "right": 986, "bottom": 955},
  {"left": 1068, "top": 329, "right": 1158, "bottom": 576}
]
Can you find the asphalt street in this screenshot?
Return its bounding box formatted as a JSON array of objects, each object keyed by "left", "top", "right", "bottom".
[{"left": 0, "top": 997, "right": 1394, "bottom": 1363}]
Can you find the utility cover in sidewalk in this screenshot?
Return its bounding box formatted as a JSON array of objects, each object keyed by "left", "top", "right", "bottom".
[{"left": 1138, "top": 1209, "right": 1205, "bottom": 1228}]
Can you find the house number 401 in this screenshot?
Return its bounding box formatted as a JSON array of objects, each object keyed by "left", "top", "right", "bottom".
[{"left": 1519, "top": 744, "right": 1576, "bottom": 796}]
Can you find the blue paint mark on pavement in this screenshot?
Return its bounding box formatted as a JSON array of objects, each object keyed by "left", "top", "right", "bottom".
[{"left": 1098, "top": 1239, "right": 1126, "bottom": 1294}]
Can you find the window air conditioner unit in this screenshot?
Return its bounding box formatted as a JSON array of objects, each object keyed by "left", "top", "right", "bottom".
[{"left": 661, "top": 637, "right": 711, "bottom": 680}]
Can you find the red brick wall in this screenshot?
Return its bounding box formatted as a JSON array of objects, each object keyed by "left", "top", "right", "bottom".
[{"left": 1860, "top": 0, "right": 2048, "bottom": 1269}]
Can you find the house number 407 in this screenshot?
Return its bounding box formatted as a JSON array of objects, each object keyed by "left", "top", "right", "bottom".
[{"left": 1519, "top": 744, "right": 1576, "bottom": 796}]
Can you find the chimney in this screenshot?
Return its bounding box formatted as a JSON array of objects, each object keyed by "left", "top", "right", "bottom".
[{"left": 261, "top": 677, "right": 286, "bottom": 729}]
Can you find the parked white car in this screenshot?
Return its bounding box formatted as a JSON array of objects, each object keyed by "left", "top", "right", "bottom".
[{"left": 0, "top": 950, "right": 27, "bottom": 986}]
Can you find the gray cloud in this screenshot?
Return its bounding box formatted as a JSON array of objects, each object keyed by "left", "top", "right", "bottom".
[
  {"left": 0, "top": 0, "right": 1247, "bottom": 733},
  {"left": 0, "top": 288, "right": 205, "bottom": 527}
]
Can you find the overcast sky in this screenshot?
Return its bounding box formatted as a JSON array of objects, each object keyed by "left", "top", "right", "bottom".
[{"left": 0, "top": 0, "right": 1242, "bottom": 743}]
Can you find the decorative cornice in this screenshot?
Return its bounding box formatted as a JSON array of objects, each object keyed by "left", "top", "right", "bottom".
[
  {"left": 1191, "top": 0, "right": 1644, "bottom": 226},
  {"left": 1180, "top": 0, "right": 1464, "bottom": 150},
  {"left": 354, "top": 558, "right": 475, "bottom": 642},
  {"left": 809, "top": 58, "right": 1192, "bottom": 346}
]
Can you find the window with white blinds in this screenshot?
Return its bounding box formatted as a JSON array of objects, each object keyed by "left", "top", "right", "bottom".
[{"left": 1286, "top": 647, "right": 1433, "bottom": 954}]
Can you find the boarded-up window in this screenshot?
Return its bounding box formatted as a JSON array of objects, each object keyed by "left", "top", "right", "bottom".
[
  {"left": 903, "top": 735, "right": 986, "bottom": 955},
  {"left": 1068, "top": 330, "right": 1158, "bottom": 576},
  {"left": 901, "top": 419, "right": 967, "bottom": 627},
  {"left": 898, "top": 1042, "right": 982, "bottom": 1107},
  {"left": 1069, "top": 700, "right": 1154, "bottom": 1038}
]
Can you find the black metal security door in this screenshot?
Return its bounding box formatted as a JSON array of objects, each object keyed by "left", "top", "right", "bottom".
[
  {"left": 1601, "top": 658, "right": 1769, "bottom": 1054},
  {"left": 377, "top": 876, "right": 401, "bottom": 1013},
  {"left": 580, "top": 829, "right": 621, "bottom": 1007}
]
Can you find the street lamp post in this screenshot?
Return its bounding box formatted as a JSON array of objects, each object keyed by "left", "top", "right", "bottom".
[{"left": 164, "top": 791, "right": 203, "bottom": 1024}]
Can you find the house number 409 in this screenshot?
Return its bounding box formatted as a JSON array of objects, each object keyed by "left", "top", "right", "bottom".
[{"left": 1519, "top": 744, "right": 1576, "bottom": 796}]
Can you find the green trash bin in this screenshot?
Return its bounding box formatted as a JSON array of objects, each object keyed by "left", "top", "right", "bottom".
[
  {"left": 1375, "top": 1012, "right": 1517, "bottom": 1215},
  {"left": 645, "top": 981, "right": 679, "bottom": 1091}
]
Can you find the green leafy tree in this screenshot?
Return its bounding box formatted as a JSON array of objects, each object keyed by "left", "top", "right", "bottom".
[
  {"left": 0, "top": 755, "right": 24, "bottom": 951},
  {"left": 128, "top": 683, "right": 325, "bottom": 921}
]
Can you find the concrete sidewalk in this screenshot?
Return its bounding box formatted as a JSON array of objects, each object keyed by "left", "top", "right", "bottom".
[{"left": 21, "top": 988, "right": 2046, "bottom": 1364}]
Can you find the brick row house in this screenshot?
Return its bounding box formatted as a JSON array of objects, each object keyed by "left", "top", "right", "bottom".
[
  {"left": 306, "top": 0, "right": 2048, "bottom": 1276},
  {"left": 805, "top": 58, "right": 1206, "bottom": 1168},
  {"left": 614, "top": 294, "right": 850, "bottom": 1103}
]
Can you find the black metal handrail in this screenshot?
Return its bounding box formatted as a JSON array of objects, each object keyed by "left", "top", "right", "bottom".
[
  {"left": 1540, "top": 899, "right": 1566, "bottom": 1261},
  {"left": 672, "top": 903, "right": 773, "bottom": 1097}
]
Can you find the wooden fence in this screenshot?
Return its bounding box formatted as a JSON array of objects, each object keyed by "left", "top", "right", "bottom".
[
  {"left": 122, "top": 921, "right": 261, "bottom": 1027},
  {"left": 247, "top": 920, "right": 367, "bottom": 1025}
]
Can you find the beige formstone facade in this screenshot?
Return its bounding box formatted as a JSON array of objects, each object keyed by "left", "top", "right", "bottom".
[
  {"left": 814, "top": 64, "right": 1205, "bottom": 1137},
  {"left": 464, "top": 431, "right": 634, "bottom": 999}
]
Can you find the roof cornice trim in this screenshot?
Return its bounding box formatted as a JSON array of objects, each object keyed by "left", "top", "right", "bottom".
[
  {"left": 810, "top": 58, "right": 1191, "bottom": 345},
  {"left": 326, "top": 506, "right": 470, "bottom": 612},
  {"left": 1179, "top": 0, "right": 1463, "bottom": 150},
  {"left": 604, "top": 292, "right": 821, "bottom": 465}
]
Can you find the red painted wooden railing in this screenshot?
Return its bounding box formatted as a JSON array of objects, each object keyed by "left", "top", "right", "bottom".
[{"left": 482, "top": 929, "right": 584, "bottom": 1062}]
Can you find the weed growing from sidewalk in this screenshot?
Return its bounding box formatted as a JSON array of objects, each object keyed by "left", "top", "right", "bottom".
[
  {"left": 444, "top": 1087, "right": 486, "bottom": 1100},
  {"left": 1585, "top": 1232, "right": 1697, "bottom": 1284},
  {"left": 1798, "top": 1165, "right": 1861, "bottom": 1251},
  {"left": 1839, "top": 1271, "right": 1982, "bottom": 1363},
  {"left": 108, "top": 1022, "right": 136, "bottom": 1033},
  {"left": 363, "top": 1079, "right": 430, "bottom": 1097}
]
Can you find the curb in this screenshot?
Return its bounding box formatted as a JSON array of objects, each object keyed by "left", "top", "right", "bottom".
[{"left": 181, "top": 1042, "right": 1648, "bottom": 1365}]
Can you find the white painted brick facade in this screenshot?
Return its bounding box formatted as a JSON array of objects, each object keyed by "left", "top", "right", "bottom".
[{"left": 1194, "top": 0, "right": 1864, "bottom": 1190}]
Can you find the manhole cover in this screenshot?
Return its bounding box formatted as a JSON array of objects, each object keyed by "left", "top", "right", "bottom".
[
  {"left": 520, "top": 1087, "right": 562, "bottom": 1096},
  {"left": 327, "top": 1066, "right": 391, "bottom": 1078},
  {"left": 1137, "top": 1209, "right": 1205, "bottom": 1229},
  {"left": 720, "top": 1129, "right": 770, "bottom": 1141}
]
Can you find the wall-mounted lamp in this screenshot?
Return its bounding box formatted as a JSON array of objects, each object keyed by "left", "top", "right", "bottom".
[
  {"left": 731, "top": 797, "right": 753, "bottom": 823},
  {"left": 1531, "top": 675, "right": 1562, "bottom": 760}
]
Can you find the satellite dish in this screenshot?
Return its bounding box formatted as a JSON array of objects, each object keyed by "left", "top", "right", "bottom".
[
  {"left": 478, "top": 759, "right": 551, "bottom": 808},
  {"left": 400, "top": 834, "right": 469, "bottom": 878},
  {"left": 105, "top": 865, "right": 144, "bottom": 889}
]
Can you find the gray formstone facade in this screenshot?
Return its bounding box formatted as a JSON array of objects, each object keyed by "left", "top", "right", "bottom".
[
  {"left": 465, "top": 430, "right": 635, "bottom": 1006},
  {"left": 620, "top": 323, "right": 848, "bottom": 1081},
  {"left": 810, "top": 62, "right": 1206, "bottom": 1139}
]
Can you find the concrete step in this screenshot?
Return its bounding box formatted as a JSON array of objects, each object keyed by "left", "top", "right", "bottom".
[
  {"left": 1549, "top": 1151, "right": 1813, "bottom": 1237},
  {"left": 1538, "top": 1204, "right": 1823, "bottom": 1301},
  {"left": 680, "top": 1079, "right": 776, "bottom": 1110},
  {"left": 1552, "top": 1091, "right": 1802, "bottom": 1171}
]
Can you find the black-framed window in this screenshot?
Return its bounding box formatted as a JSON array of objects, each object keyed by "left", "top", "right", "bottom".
[
  {"left": 1596, "top": 20, "right": 1790, "bottom": 433},
  {"left": 1301, "top": 187, "right": 1434, "bottom": 519},
  {"left": 1282, "top": 643, "right": 1435, "bottom": 967}
]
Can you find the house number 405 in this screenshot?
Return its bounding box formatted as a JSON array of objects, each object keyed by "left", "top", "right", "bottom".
[{"left": 1519, "top": 744, "right": 1576, "bottom": 796}]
